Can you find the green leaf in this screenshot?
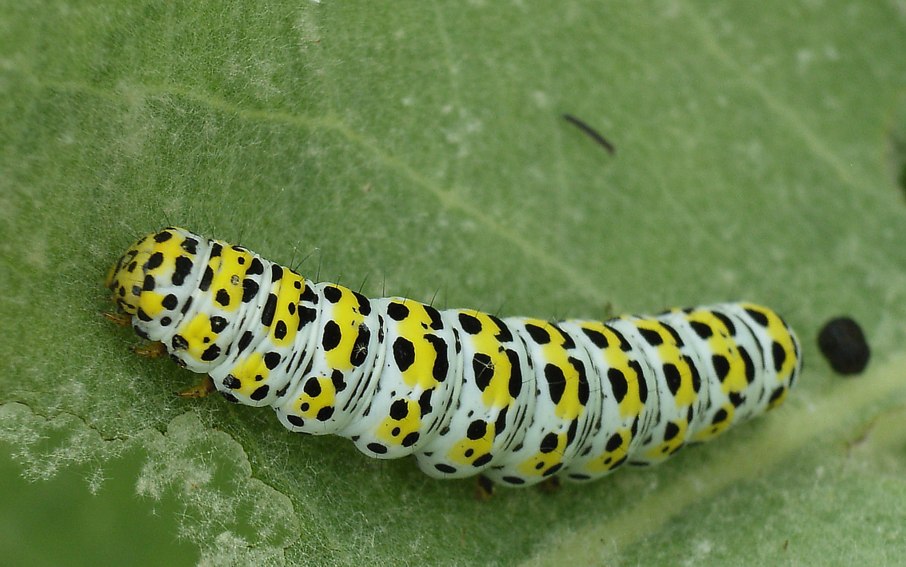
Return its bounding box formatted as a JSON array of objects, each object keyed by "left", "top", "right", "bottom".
[{"left": 2, "top": 1, "right": 906, "bottom": 565}]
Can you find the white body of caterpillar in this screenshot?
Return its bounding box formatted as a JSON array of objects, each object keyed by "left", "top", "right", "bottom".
[{"left": 107, "top": 227, "right": 801, "bottom": 486}]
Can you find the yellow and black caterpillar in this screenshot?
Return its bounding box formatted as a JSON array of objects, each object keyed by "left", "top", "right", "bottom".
[{"left": 107, "top": 227, "right": 801, "bottom": 487}]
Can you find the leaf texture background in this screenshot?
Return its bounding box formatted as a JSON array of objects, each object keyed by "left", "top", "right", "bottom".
[{"left": 1, "top": 1, "right": 905, "bottom": 565}]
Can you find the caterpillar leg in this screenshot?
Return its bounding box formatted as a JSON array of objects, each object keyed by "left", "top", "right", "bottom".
[
  {"left": 102, "top": 311, "right": 132, "bottom": 327},
  {"left": 475, "top": 475, "right": 495, "bottom": 501},
  {"left": 537, "top": 476, "right": 562, "bottom": 494},
  {"left": 134, "top": 341, "right": 167, "bottom": 358},
  {"left": 178, "top": 376, "right": 216, "bottom": 399},
  {"left": 103, "top": 312, "right": 167, "bottom": 358}
]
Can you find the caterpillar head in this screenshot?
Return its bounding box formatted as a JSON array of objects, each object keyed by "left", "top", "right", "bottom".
[{"left": 106, "top": 227, "right": 201, "bottom": 322}]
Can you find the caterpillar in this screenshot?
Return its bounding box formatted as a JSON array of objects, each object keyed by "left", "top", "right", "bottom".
[{"left": 106, "top": 227, "right": 802, "bottom": 487}]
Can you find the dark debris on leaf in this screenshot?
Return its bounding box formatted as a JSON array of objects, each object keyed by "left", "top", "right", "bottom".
[{"left": 817, "top": 316, "right": 870, "bottom": 375}]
